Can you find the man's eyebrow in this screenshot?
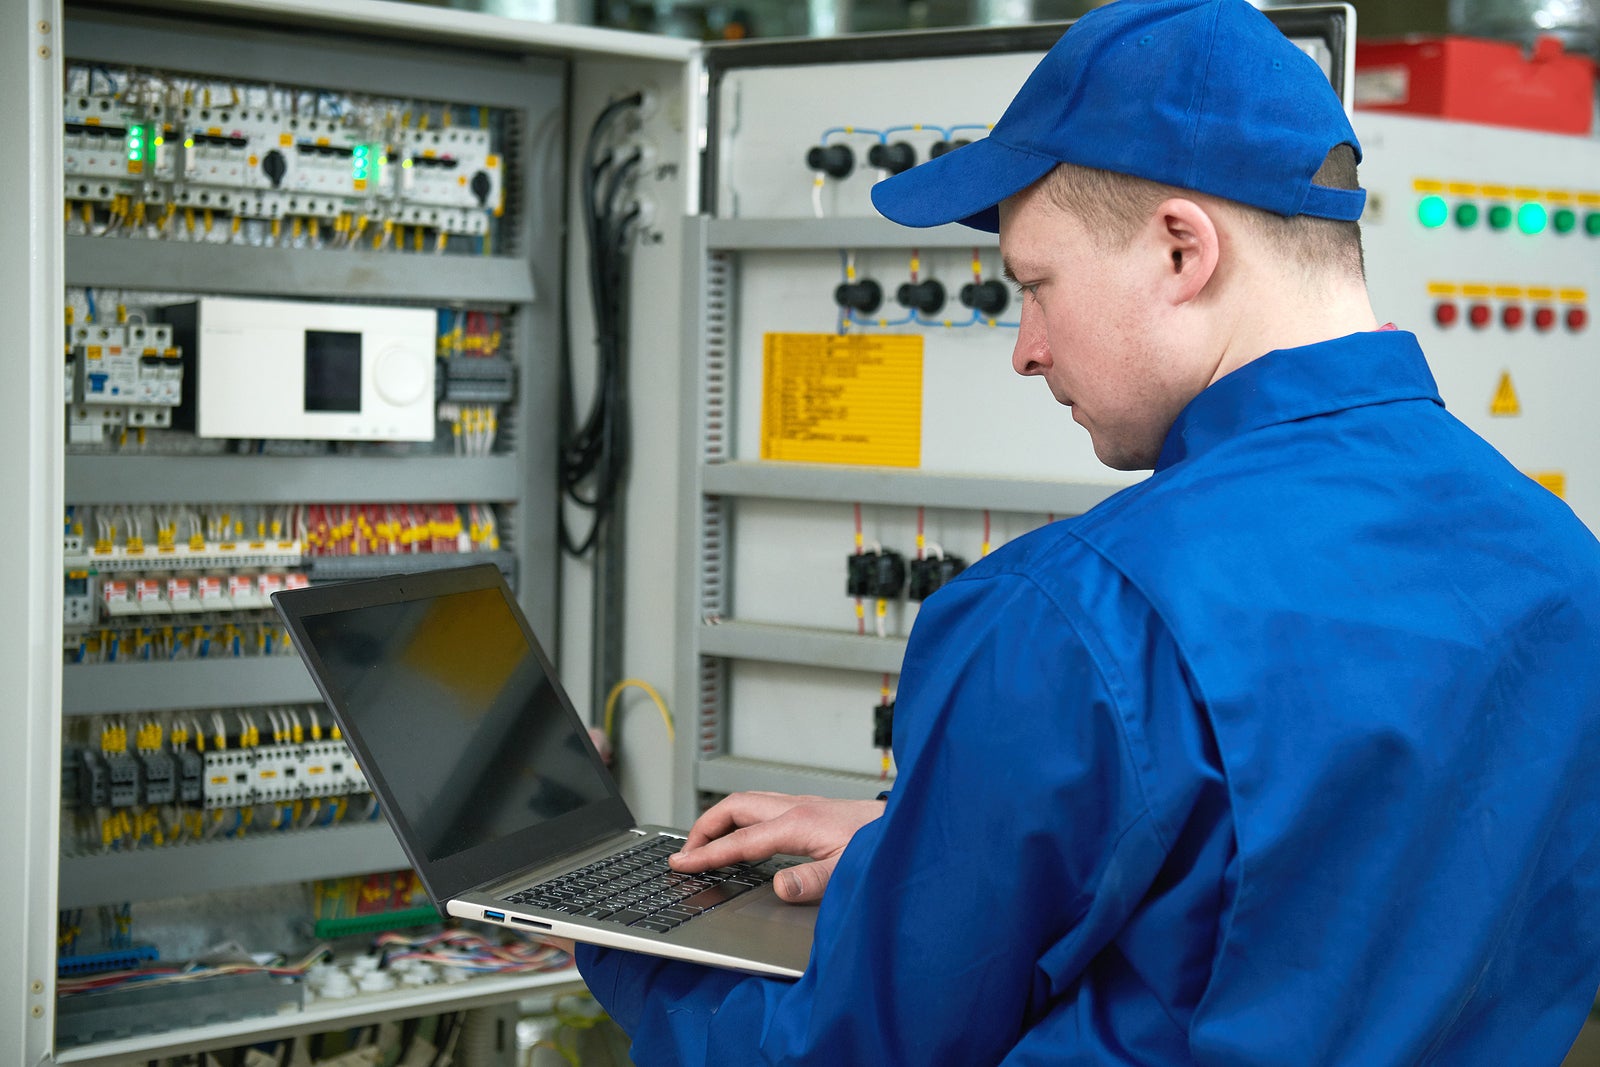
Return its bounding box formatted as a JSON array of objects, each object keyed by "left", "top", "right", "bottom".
[{"left": 1000, "top": 260, "right": 1019, "bottom": 284}]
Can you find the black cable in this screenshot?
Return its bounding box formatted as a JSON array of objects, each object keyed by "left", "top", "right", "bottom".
[
  {"left": 559, "top": 93, "right": 643, "bottom": 558},
  {"left": 428, "top": 1012, "right": 462, "bottom": 1067}
]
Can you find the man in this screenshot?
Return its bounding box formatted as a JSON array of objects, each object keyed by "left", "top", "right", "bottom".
[{"left": 577, "top": 0, "right": 1600, "bottom": 1061}]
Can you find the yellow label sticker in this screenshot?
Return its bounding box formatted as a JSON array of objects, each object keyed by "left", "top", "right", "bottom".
[
  {"left": 760, "top": 333, "right": 923, "bottom": 468},
  {"left": 127, "top": 160, "right": 143, "bottom": 175},
  {"left": 1580, "top": 193, "right": 1600, "bottom": 206},
  {"left": 1529, "top": 470, "right": 1566, "bottom": 499},
  {"left": 1559, "top": 288, "right": 1588, "bottom": 303},
  {"left": 1514, "top": 187, "right": 1542, "bottom": 200},
  {"left": 1527, "top": 287, "right": 1555, "bottom": 300},
  {"left": 1426, "top": 282, "right": 1458, "bottom": 297},
  {"left": 1490, "top": 371, "right": 1521, "bottom": 417},
  {"left": 1481, "top": 184, "right": 1511, "bottom": 199},
  {"left": 279, "top": 132, "right": 292, "bottom": 146},
  {"left": 1493, "top": 285, "right": 1523, "bottom": 300},
  {"left": 85, "top": 116, "right": 101, "bottom": 127},
  {"left": 1546, "top": 190, "right": 1573, "bottom": 203},
  {"left": 1446, "top": 182, "right": 1477, "bottom": 196},
  {"left": 486, "top": 154, "right": 499, "bottom": 168},
  {"left": 1412, "top": 178, "right": 1445, "bottom": 193},
  {"left": 1462, "top": 284, "right": 1493, "bottom": 298}
]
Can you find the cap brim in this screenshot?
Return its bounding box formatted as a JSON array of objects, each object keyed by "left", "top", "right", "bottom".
[{"left": 869, "top": 136, "right": 1059, "bottom": 233}]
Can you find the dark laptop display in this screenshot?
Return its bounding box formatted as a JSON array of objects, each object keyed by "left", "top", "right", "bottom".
[{"left": 297, "top": 584, "right": 612, "bottom": 862}]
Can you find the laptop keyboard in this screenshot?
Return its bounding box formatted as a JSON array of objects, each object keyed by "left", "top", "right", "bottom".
[{"left": 504, "top": 835, "right": 786, "bottom": 933}]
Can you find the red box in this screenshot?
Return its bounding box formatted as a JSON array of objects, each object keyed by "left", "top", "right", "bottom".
[{"left": 1355, "top": 35, "right": 1595, "bottom": 135}]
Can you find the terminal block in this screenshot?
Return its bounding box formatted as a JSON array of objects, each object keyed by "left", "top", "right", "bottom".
[
  {"left": 847, "top": 549, "right": 907, "bottom": 599},
  {"left": 439, "top": 353, "right": 516, "bottom": 404},
  {"left": 104, "top": 754, "right": 139, "bottom": 808},
  {"left": 172, "top": 746, "right": 203, "bottom": 805},
  {"left": 137, "top": 748, "right": 176, "bottom": 806},
  {"left": 76, "top": 749, "right": 108, "bottom": 808},
  {"left": 873, "top": 700, "right": 895, "bottom": 749},
  {"left": 908, "top": 555, "right": 967, "bottom": 601}
]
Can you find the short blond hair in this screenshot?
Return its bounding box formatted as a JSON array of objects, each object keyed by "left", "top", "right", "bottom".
[{"left": 1041, "top": 146, "right": 1365, "bottom": 280}]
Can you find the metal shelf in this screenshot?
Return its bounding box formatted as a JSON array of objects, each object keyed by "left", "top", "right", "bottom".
[
  {"left": 702, "top": 460, "right": 1130, "bottom": 514},
  {"left": 54, "top": 967, "right": 585, "bottom": 1066},
  {"left": 700, "top": 620, "right": 907, "bottom": 674},
  {"left": 65, "top": 455, "right": 520, "bottom": 505},
  {"left": 63, "top": 658, "right": 320, "bottom": 716},
  {"left": 58, "top": 822, "right": 407, "bottom": 909},
  {"left": 696, "top": 756, "right": 890, "bottom": 801},
  {"left": 65, "top": 236, "right": 535, "bottom": 304},
  {"left": 706, "top": 217, "right": 995, "bottom": 251}
]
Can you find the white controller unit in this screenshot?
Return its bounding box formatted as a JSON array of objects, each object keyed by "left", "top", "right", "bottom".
[{"left": 162, "top": 296, "right": 436, "bottom": 441}]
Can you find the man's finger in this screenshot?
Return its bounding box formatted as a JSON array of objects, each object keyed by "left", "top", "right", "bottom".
[
  {"left": 773, "top": 858, "right": 836, "bottom": 903},
  {"left": 680, "top": 791, "right": 812, "bottom": 851},
  {"left": 670, "top": 820, "right": 791, "bottom": 872}
]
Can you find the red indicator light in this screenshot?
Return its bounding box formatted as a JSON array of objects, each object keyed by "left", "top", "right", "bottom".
[
  {"left": 1501, "top": 305, "right": 1525, "bottom": 330},
  {"left": 1534, "top": 307, "right": 1557, "bottom": 332},
  {"left": 1434, "top": 302, "right": 1459, "bottom": 327},
  {"left": 1567, "top": 307, "right": 1588, "bottom": 332},
  {"left": 1468, "top": 304, "right": 1491, "bottom": 329}
]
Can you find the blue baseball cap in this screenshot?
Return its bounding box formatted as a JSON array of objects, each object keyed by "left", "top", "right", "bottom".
[{"left": 871, "top": 0, "right": 1365, "bottom": 232}]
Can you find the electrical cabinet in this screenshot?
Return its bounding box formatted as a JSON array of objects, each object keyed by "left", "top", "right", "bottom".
[{"left": 7, "top": 0, "right": 1594, "bottom": 1059}]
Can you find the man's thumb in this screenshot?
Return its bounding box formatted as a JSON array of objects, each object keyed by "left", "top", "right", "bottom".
[{"left": 775, "top": 859, "right": 833, "bottom": 903}]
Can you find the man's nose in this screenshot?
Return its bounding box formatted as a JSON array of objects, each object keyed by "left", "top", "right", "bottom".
[{"left": 1011, "top": 302, "right": 1049, "bottom": 377}]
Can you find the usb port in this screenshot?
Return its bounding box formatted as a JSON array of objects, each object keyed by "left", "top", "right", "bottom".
[{"left": 483, "top": 909, "right": 505, "bottom": 922}]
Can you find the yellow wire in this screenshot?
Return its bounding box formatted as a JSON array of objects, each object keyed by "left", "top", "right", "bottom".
[{"left": 602, "top": 678, "right": 675, "bottom": 744}]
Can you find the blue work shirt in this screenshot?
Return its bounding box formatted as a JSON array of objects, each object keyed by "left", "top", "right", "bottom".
[{"left": 578, "top": 329, "right": 1600, "bottom": 1065}]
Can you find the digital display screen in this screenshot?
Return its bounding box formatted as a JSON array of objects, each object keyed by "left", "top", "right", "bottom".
[
  {"left": 304, "top": 330, "right": 362, "bottom": 413},
  {"left": 297, "top": 586, "right": 612, "bottom": 863}
]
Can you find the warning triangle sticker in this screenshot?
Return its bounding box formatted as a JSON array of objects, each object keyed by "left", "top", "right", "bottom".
[{"left": 1490, "top": 371, "right": 1521, "bottom": 417}]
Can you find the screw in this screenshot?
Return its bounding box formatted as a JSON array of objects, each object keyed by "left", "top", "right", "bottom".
[
  {"left": 38, "top": 45, "right": 50, "bottom": 58},
  {"left": 38, "top": 20, "right": 50, "bottom": 33},
  {"left": 29, "top": 979, "right": 42, "bottom": 993},
  {"left": 30, "top": 1005, "right": 42, "bottom": 1018}
]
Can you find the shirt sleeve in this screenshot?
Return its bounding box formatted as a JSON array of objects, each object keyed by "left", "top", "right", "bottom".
[{"left": 578, "top": 562, "right": 1188, "bottom": 1065}]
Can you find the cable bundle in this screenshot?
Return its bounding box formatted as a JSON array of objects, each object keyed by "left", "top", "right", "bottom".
[{"left": 560, "top": 93, "right": 644, "bottom": 556}]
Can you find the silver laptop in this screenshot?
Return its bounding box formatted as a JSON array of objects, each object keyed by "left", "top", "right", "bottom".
[{"left": 272, "top": 562, "right": 814, "bottom": 978}]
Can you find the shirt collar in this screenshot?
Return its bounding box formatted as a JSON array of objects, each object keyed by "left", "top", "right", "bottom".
[{"left": 1155, "top": 330, "right": 1442, "bottom": 472}]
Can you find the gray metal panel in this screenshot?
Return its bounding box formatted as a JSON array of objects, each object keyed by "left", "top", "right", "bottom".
[
  {"left": 703, "top": 460, "right": 1128, "bottom": 514},
  {"left": 63, "top": 658, "right": 320, "bottom": 715},
  {"left": 64, "top": 237, "right": 536, "bottom": 304},
  {"left": 2, "top": 0, "right": 66, "bottom": 1056},
  {"left": 57, "top": 822, "right": 407, "bottom": 908},
  {"left": 52, "top": 970, "right": 585, "bottom": 1066},
  {"left": 700, "top": 621, "right": 907, "bottom": 674},
  {"left": 695, "top": 756, "right": 888, "bottom": 801},
  {"left": 65, "top": 455, "right": 521, "bottom": 504},
  {"left": 706, "top": 217, "right": 994, "bottom": 251},
  {"left": 66, "top": 7, "right": 565, "bottom": 109}
]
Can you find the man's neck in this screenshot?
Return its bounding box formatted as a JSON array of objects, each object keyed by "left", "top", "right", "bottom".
[{"left": 1208, "top": 278, "right": 1380, "bottom": 388}]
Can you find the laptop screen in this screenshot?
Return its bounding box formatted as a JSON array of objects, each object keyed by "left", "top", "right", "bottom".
[{"left": 275, "top": 564, "right": 635, "bottom": 901}]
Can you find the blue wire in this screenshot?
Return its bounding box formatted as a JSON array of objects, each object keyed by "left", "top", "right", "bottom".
[
  {"left": 84, "top": 288, "right": 96, "bottom": 324},
  {"left": 820, "top": 126, "right": 887, "bottom": 144},
  {"left": 946, "top": 123, "right": 992, "bottom": 137},
  {"left": 883, "top": 124, "right": 951, "bottom": 139}
]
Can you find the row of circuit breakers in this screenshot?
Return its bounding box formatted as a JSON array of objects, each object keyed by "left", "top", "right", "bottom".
[
  {"left": 72, "top": 734, "right": 370, "bottom": 813},
  {"left": 64, "top": 93, "right": 503, "bottom": 236}
]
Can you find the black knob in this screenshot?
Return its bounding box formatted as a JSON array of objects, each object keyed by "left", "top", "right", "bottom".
[
  {"left": 261, "top": 149, "right": 287, "bottom": 189},
  {"left": 806, "top": 145, "right": 854, "bottom": 179},
  {"left": 834, "top": 279, "right": 883, "bottom": 314},
  {"left": 960, "top": 280, "right": 1010, "bottom": 316},
  {"left": 470, "top": 170, "right": 493, "bottom": 207},
  {"left": 897, "top": 279, "right": 946, "bottom": 315},
  {"left": 930, "top": 138, "right": 972, "bottom": 159},
  {"left": 867, "top": 142, "right": 916, "bottom": 175}
]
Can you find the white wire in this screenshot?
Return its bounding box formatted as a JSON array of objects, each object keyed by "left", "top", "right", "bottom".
[{"left": 811, "top": 178, "right": 825, "bottom": 220}]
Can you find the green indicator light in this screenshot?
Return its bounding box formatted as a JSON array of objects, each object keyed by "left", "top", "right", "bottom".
[
  {"left": 1554, "top": 208, "right": 1577, "bottom": 233},
  {"left": 1516, "top": 202, "right": 1548, "bottom": 235},
  {"left": 1488, "top": 204, "right": 1513, "bottom": 230},
  {"left": 401, "top": 158, "right": 413, "bottom": 170},
  {"left": 126, "top": 124, "right": 145, "bottom": 163},
  {"left": 1417, "top": 195, "right": 1448, "bottom": 228},
  {"left": 1454, "top": 203, "right": 1479, "bottom": 228},
  {"left": 1586, "top": 212, "right": 1600, "bottom": 237}
]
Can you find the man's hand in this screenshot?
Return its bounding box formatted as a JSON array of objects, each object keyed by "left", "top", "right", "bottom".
[{"left": 669, "top": 791, "right": 885, "bottom": 903}]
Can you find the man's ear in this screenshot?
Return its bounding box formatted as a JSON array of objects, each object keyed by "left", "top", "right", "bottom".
[{"left": 1150, "top": 197, "right": 1219, "bottom": 306}]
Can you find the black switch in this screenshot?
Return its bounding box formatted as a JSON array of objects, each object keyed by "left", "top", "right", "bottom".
[
  {"left": 261, "top": 149, "right": 287, "bottom": 189},
  {"left": 806, "top": 144, "right": 854, "bottom": 179},
  {"left": 897, "top": 279, "right": 946, "bottom": 316},
  {"left": 960, "top": 280, "right": 1010, "bottom": 316},
  {"left": 867, "top": 141, "right": 915, "bottom": 175}
]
